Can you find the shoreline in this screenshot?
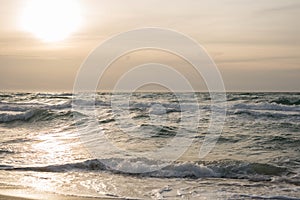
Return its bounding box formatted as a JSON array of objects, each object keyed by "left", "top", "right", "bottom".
[
  {"left": 0, "top": 195, "right": 31, "bottom": 200},
  {"left": 0, "top": 184, "right": 126, "bottom": 200},
  {"left": 0, "top": 194, "right": 123, "bottom": 200},
  {"left": 0, "top": 193, "right": 126, "bottom": 200}
]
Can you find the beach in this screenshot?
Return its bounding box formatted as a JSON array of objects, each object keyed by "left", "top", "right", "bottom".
[{"left": 0, "top": 184, "right": 124, "bottom": 200}]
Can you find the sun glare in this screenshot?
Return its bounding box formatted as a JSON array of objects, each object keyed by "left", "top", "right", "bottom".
[{"left": 21, "top": 0, "right": 82, "bottom": 42}]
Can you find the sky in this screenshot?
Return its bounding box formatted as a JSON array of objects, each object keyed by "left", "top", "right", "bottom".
[{"left": 0, "top": 0, "right": 299, "bottom": 92}]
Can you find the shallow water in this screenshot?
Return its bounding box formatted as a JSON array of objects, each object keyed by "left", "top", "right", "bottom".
[{"left": 0, "top": 92, "right": 299, "bottom": 199}]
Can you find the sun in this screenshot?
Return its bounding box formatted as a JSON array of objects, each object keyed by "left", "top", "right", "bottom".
[{"left": 21, "top": 0, "right": 82, "bottom": 42}]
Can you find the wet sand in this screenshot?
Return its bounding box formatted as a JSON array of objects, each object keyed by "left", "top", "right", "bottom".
[
  {"left": 0, "top": 184, "right": 126, "bottom": 200},
  {"left": 0, "top": 194, "right": 125, "bottom": 200},
  {"left": 0, "top": 195, "right": 124, "bottom": 200}
]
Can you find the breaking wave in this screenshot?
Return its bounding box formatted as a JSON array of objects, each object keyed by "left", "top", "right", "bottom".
[
  {"left": 271, "top": 97, "right": 300, "bottom": 106},
  {"left": 0, "top": 109, "right": 80, "bottom": 123},
  {"left": 2, "top": 158, "right": 294, "bottom": 183}
]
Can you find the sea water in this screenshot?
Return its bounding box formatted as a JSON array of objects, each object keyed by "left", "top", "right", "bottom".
[{"left": 0, "top": 92, "right": 299, "bottom": 199}]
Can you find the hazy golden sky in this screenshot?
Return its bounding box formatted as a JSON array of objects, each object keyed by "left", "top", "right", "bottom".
[{"left": 0, "top": 0, "right": 299, "bottom": 91}]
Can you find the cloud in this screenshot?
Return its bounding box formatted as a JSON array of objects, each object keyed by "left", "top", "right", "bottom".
[
  {"left": 216, "top": 55, "right": 300, "bottom": 64},
  {"left": 0, "top": 54, "right": 61, "bottom": 60},
  {"left": 259, "top": 3, "right": 300, "bottom": 13}
]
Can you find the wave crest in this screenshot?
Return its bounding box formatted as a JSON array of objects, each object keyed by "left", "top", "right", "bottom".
[
  {"left": 2, "top": 158, "right": 291, "bottom": 182},
  {"left": 0, "top": 109, "right": 80, "bottom": 123}
]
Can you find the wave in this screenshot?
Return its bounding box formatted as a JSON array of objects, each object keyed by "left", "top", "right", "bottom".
[
  {"left": 0, "top": 110, "right": 39, "bottom": 122},
  {"left": 2, "top": 158, "right": 293, "bottom": 182},
  {"left": 231, "top": 102, "right": 300, "bottom": 120},
  {"left": 271, "top": 97, "right": 300, "bottom": 106},
  {"left": 0, "top": 149, "right": 15, "bottom": 154},
  {"left": 0, "top": 101, "right": 72, "bottom": 112},
  {"left": 139, "top": 124, "right": 178, "bottom": 137},
  {"left": 0, "top": 100, "right": 76, "bottom": 123},
  {"left": 233, "top": 109, "right": 299, "bottom": 119},
  {"left": 0, "top": 109, "right": 80, "bottom": 123},
  {"left": 35, "top": 93, "right": 72, "bottom": 99},
  {"left": 269, "top": 136, "right": 300, "bottom": 144},
  {"left": 72, "top": 99, "right": 112, "bottom": 107},
  {"left": 0, "top": 94, "right": 13, "bottom": 99},
  {"left": 232, "top": 102, "right": 300, "bottom": 112},
  {"left": 0, "top": 102, "right": 44, "bottom": 112}
]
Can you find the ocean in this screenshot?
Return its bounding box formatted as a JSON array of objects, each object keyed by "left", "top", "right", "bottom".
[{"left": 0, "top": 92, "right": 299, "bottom": 199}]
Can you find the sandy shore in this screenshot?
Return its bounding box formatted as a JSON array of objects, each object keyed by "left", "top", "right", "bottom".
[
  {"left": 0, "top": 193, "right": 128, "bottom": 200},
  {"left": 0, "top": 194, "right": 122, "bottom": 200},
  {"left": 0, "top": 195, "right": 31, "bottom": 200},
  {"left": 0, "top": 184, "right": 127, "bottom": 200}
]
